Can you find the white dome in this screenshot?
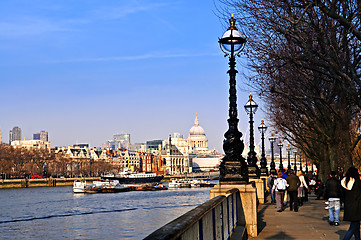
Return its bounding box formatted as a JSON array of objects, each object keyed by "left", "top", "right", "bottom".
[
  {"left": 189, "top": 113, "right": 206, "bottom": 136},
  {"left": 189, "top": 125, "right": 205, "bottom": 136}
]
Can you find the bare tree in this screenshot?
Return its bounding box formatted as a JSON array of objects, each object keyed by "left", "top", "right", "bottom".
[{"left": 218, "top": 0, "right": 361, "bottom": 180}]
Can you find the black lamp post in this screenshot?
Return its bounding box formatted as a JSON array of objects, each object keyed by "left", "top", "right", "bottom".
[
  {"left": 287, "top": 144, "right": 292, "bottom": 173},
  {"left": 269, "top": 133, "right": 277, "bottom": 174},
  {"left": 278, "top": 140, "right": 284, "bottom": 172},
  {"left": 218, "top": 15, "right": 248, "bottom": 183},
  {"left": 294, "top": 148, "right": 298, "bottom": 172},
  {"left": 258, "top": 120, "right": 268, "bottom": 176},
  {"left": 299, "top": 156, "right": 302, "bottom": 172},
  {"left": 245, "top": 94, "right": 259, "bottom": 178},
  {"left": 305, "top": 158, "right": 309, "bottom": 173}
]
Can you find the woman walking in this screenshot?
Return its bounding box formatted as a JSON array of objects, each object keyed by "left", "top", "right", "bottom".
[
  {"left": 341, "top": 167, "right": 361, "bottom": 240},
  {"left": 297, "top": 171, "right": 308, "bottom": 206},
  {"left": 272, "top": 172, "right": 289, "bottom": 212}
]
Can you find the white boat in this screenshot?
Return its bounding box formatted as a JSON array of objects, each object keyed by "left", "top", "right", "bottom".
[
  {"left": 168, "top": 180, "right": 181, "bottom": 188},
  {"left": 74, "top": 179, "right": 129, "bottom": 193},
  {"left": 168, "top": 179, "right": 191, "bottom": 188},
  {"left": 73, "top": 179, "right": 89, "bottom": 193},
  {"left": 190, "top": 179, "right": 215, "bottom": 188}
]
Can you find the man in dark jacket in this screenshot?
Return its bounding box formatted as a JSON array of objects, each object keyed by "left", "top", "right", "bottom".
[
  {"left": 324, "top": 171, "right": 343, "bottom": 226},
  {"left": 286, "top": 170, "right": 301, "bottom": 212},
  {"left": 267, "top": 172, "right": 277, "bottom": 203}
]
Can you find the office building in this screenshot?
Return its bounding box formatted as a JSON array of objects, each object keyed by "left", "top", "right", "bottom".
[
  {"left": 9, "top": 126, "right": 21, "bottom": 144},
  {"left": 33, "top": 130, "right": 48, "bottom": 142},
  {"left": 146, "top": 140, "right": 164, "bottom": 152},
  {"left": 113, "top": 133, "right": 131, "bottom": 144}
]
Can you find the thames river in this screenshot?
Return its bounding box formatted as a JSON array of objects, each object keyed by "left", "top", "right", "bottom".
[{"left": 0, "top": 184, "right": 212, "bottom": 239}]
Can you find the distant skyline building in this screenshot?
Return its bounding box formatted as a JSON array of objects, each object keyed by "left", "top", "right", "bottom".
[
  {"left": 0, "top": 128, "right": 2, "bottom": 143},
  {"left": 73, "top": 143, "right": 89, "bottom": 149},
  {"left": 11, "top": 140, "right": 50, "bottom": 149},
  {"left": 33, "top": 130, "right": 48, "bottom": 142},
  {"left": 146, "top": 140, "right": 164, "bottom": 153},
  {"left": 9, "top": 126, "right": 21, "bottom": 144},
  {"left": 102, "top": 140, "right": 122, "bottom": 150},
  {"left": 113, "top": 133, "right": 131, "bottom": 144}
]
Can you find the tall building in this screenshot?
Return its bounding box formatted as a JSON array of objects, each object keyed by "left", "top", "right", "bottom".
[
  {"left": 113, "top": 133, "right": 131, "bottom": 144},
  {"left": 9, "top": 126, "right": 21, "bottom": 144},
  {"left": 33, "top": 130, "right": 48, "bottom": 142},
  {"left": 0, "top": 128, "right": 2, "bottom": 143}
]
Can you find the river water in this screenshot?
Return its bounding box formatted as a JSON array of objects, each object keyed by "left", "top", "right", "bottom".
[{"left": 0, "top": 185, "right": 213, "bottom": 239}]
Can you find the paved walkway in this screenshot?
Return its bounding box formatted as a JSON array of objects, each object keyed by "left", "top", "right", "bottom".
[{"left": 250, "top": 193, "right": 353, "bottom": 239}]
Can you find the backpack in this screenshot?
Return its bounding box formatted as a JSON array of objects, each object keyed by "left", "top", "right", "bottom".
[
  {"left": 270, "top": 177, "right": 276, "bottom": 188},
  {"left": 276, "top": 178, "right": 286, "bottom": 192}
]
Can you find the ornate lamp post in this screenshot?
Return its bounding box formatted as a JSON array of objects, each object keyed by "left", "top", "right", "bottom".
[
  {"left": 278, "top": 140, "right": 284, "bottom": 172},
  {"left": 245, "top": 94, "right": 259, "bottom": 178},
  {"left": 269, "top": 133, "right": 277, "bottom": 174},
  {"left": 294, "top": 148, "right": 298, "bottom": 172},
  {"left": 218, "top": 15, "right": 248, "bottom": 183},
  {"left": 258, "top": 120, "right": 268, "bottom": 176},
  {"left": 287, "top": 144, "right": 292, "bottom": 173}
]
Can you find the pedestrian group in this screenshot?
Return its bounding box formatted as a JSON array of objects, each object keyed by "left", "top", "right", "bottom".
[{"left": 267, "top": 166, "right": 361, "bottom": 240}]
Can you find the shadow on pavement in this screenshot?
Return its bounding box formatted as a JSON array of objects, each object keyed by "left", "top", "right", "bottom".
[
  {"left": 257, "top": 202, "right": 269, "bottom": 233},
  {"left": 336, "top": 229, "right": 347, "bottom": 240},
  {"left": 263, "top": 231, "right": 296, "bottom": 240}
]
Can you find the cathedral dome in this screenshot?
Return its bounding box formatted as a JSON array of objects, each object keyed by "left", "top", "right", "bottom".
[
  {"left": 189, "top": 113, "right": 206, "bottom": 136},
  {"left": 189, "top": 125, "right": 205, "bottom": 136}
]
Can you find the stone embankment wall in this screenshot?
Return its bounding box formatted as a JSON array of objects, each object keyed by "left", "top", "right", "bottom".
[{"left": 0, "top": 177, "right": 100, "bottom": 189}]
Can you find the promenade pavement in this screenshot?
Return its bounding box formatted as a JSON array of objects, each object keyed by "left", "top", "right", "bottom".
[{"left": 250, "top": 192, "right": 353, "bottom": 239}]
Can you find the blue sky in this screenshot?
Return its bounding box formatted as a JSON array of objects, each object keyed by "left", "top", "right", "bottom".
[{"left": 0, "top": 0, "right": 267, "bottom": 151}]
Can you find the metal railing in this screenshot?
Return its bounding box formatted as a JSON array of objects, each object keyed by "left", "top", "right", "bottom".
[{"left": 144, "top": 188, "right": 246, "bottom": 240}]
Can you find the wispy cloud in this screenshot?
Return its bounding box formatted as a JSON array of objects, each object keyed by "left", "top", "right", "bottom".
[
  {"left": 92, "top": 2, "right": 171, "bottom": 20},
  {"left": 92, "top": 1, "right": 177, "bottom": 31},
  {"left": 0, "top": 1, "right": 178, "bottom": 38},
  {"left": 51, "top": 52, "right": 218, "bottom": 63},
  {"left": 0, "top": 17, "right": 74, "bottom": 37}
]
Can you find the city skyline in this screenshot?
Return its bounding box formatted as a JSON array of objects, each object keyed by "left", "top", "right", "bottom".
[{"left": 0, "top": 0, "right": 268, "bottom": 152}]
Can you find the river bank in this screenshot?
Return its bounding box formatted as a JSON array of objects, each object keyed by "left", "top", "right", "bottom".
[
  {"left": 0, "top": 177, "right": 100, "bottom": 189},
  {"left": 0, "top": 172, "right": 218, "bottom": 189}
]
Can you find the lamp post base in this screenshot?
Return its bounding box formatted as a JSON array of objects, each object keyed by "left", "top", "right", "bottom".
[
  {"left": 260, "top": 167, "right": 268, "bottom": 176},
  {"left": 219, "top": 159, "right": 249, "bottom": 184},
  {"left": 248, "top": 166, "right": 260, "bottom": 178}
]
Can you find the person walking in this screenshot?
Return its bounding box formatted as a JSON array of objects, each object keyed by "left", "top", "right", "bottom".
[
  {"left": 281, "top": 169, "right": 289, "bottom": 202},
  {"left": 341, "top": 167, "right": 361, "bottom": 240},
  {"left": 324, "top": 171, "right": 343, "bottom": 226},
  {"left": 286, "top": 170, "right": 301, "bottom": 212},
  {"left": 267, "top": 172, "right": 277, "bottom": 203},
  {"left": 272, "top": 172, "right": 288, "bottom": 212},
  {"left": 297, "top": 171, "right": 308, "bottom": 206}
]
